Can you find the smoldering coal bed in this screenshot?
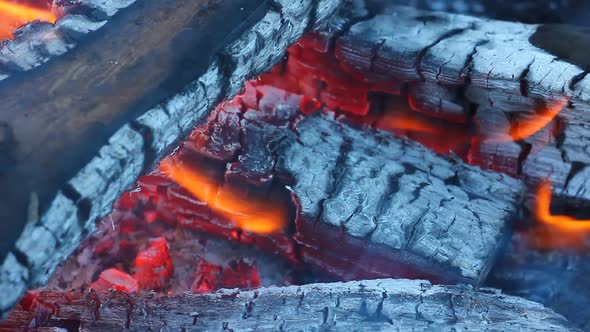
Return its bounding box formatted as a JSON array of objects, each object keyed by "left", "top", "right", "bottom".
[{"left": 1, "top": 0, "right": 590, "bottom": 331}]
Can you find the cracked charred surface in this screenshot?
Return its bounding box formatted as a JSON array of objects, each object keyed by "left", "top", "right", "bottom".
[
  {"left": 372, "top": 0, "right": 590, "bottom": 26},
  {"left": 282, "top": 112, "right": 520, "bottom": 285},
  {"left": 0, "top": 0, "right": 342, "bottom": 317},
  {"left": 0, "top": 279, "right": 576, "bottom": 331},
  {"left": 0, "top": 0, "right": 135, "bottom": 80},
  {"left": 129, "top": 83, "right": 523, "bottom": 285},
  {"left": 322, "top": 5, "right": 590, "bottom": 211}
]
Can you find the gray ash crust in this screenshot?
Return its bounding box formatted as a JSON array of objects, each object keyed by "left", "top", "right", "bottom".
[
  {"left": 0, "top": 0, "right": 136, "bottom": 80},
  {"left": 332, "top": 4, "right": 590, "bottom": 212},
  {"left": 368, "top": 0, "right": 590, "bottom": 26},
  {"left": 1, "top": 278, "right": 578, "bottom": 331},
  {"left": 178, "top": 82, "right": 523, "bottom": 286},
  {"left": 0, "top": 0, "right": 343, "bottom": 317}
]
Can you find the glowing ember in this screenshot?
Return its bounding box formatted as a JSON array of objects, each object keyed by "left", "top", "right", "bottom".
[
  {"left": 535, "top": 180, "right": 590, "bottom": 232},
  {"left": 491, "top": 99, "right": 567, "bottom": 142},
  {"left": 90, "top": 268, "right": 139, "bottom": 293},
  {"left": 160, "top": 158, "right": 288, "bottom": 234},
  {"left": 0, "top": 1, "right": 58, "bottom": 40},
  {"left": 134, "top": 237, "right": 174, "bottom": 290}
]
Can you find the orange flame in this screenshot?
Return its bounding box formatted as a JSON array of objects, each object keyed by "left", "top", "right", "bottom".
[
  {"left": 378, "top": 111, "right": 471, "bottom": 155},
  {"left": 0, "top": 1, "right": 57, "bottom": 40},
  {"left": 160, "top": 158, "right": 287, "bottom": 234},
  {"left": 380, "top": 112, "right": 443, "bottom": 135},
  {"left": 535, "top": 179, "right": 590, "bottom": 232},
  {"left": 491, "top": 99, "right": 567, "bottom": 143}
]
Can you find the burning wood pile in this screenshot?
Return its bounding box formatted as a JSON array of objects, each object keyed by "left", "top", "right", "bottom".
[{"left": 0, "top": 0, "right": 590, "bottom": 330}]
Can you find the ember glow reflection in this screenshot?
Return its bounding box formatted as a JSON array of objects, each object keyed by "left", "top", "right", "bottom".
[
  {"left": 0, "top": 1, "right": 57, "bottom": 40},
  {"left": 160, "top": 158, "right": 287, "bottom": 234}
]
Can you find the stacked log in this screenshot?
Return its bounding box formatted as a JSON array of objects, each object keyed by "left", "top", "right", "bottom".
[
  {"left": 0, "top": 279, "right": 576, "bottom": 331},
  {"left": 0, "top": 0, "right": 343, "bottom": 316}
]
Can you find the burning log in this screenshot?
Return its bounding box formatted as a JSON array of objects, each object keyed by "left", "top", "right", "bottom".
[
  {"left": 0, "top": 279, "right": 575, "bottom": 331},
  {"left": 262, "top": 3, "right": 590, "bottom": 218},
  {"left": 132, "top": 83, "right": 523, "bottom": 285},
  {"left": 278, "top": 114, "right": 520, "bottom": 285},
  {"left": 0, "top": 0, "right": 132, "bottom": 77},
  {"left": 0, "top": 0, "right": 343, "bottom": 316},
  {"left": 333, "top": 5, "right": 590, "bottom": 203},
  {"left": 380, "top": 0, "right": 590, "bottom": 25}
]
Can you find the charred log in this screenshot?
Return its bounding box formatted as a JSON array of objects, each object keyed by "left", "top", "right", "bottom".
[
  {"left": 279, "top": 113, "right": 520, "bottom": 285},
  {"left": 0, "top": 0, "right": 135, "bottom": 79},
  {"left": 286, "top": 4, "right": 590, "bottom": 212},
  {"left": 370, "top": 0, "right": 590, "bottom": 26},
  {"left": 0, "top": 0, "right": 342, "bottom": 316},
  {"left": 0, "top": 279, "right": 576, "bottom": 331},
  {"left": 130, "top": 84, "right": 523, "bottom": 286}
]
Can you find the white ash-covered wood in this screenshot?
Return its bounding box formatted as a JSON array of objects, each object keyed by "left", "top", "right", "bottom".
[
  {"left": 0, "top": 0, "right": 342, "bottom": 317},
  {"left": 0, "top": 279, "right": 577, "bottom": 331},
  {"left": 372, "top": 0, "right": 590, "bottom": 25},
  {"left": 0, "top": 0, "right": 135, "bottom": 80},
  {"left": 333, "top": 4, "right": 590, "bottom": 208},
  {"left": 281, "top": 113, "right": 521, "bottom": 284},
  {"left": 184, "top": 88, "right": 523, "bottom": 285}
]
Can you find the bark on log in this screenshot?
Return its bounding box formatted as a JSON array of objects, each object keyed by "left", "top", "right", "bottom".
[
  {"left": 329, "top": 4, "right": 590, "bottom": 209},
  {"left": 0, "top": 0, "right": 342, "bottom": 317},
  {"left": 0, "top": 279, "right": 577, "bottom": 331},
  {"left": 130, "top": 83, "right": 523, "bottom": 285}
]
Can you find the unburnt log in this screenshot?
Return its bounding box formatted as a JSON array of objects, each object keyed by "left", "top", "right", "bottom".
[
  {"left": 330, "top": 4, "right": 590, "bottom": 209},
  {"left": 134, "top": 84, "right": 523, "bottom": 285},
  {"left": 0, "top": 0, "right": 342, "bottom": 316},
  {"left": 0, "top": 279, "right": 576, "bottom": 331}
]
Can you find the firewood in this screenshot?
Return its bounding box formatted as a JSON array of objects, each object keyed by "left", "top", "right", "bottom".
[
  {"left": 0, "top": 0, "right": 177, "bottom": 79},
  {"left": 327, "top": 4, "right": 590, "bottom": 209},
  {"left": 376, "top": 0, "right": 590, "bottom": 25},
  {"left": 0, "top": 279, "right": 576, "bottom": 331},
  {"left": 129, "top": 84, "right": 523, "bottom": 285},
  {"left": 0, "top": 0, "right": 342, "bottom": 317}
]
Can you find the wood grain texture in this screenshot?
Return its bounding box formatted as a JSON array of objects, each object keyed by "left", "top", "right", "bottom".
[
  {"left": 159, "top": 84, "right": 523, "bottom": 285},
  {"left": 0, "top": 0, "right": 342, "bottom": 316},
  {"left": 368, "top": 0, "right": 590, "bottom": 25},
  {"left": 0, "top": 279, "right": 577, "bottom": 331},
  {"left": 333, "top": 4, "right": 590, "bottom": 209}
]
